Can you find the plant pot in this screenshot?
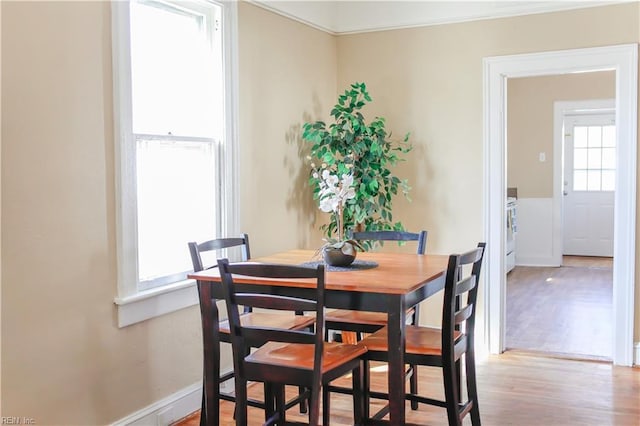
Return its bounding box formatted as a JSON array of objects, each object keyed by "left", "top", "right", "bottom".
[{"left": 322, "top": 246, "right": 356, "bottom": 267}]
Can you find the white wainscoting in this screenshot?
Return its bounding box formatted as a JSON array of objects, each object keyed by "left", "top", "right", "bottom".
[{"left": 514, "top": 198, "right": 559, "bottom": 267}]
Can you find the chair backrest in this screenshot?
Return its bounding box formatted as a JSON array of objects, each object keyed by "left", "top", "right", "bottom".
[
  {"left": 351, "top": 230, "right": 427, "bottom": 254},
  {"left": 441, "top": 242, "right": 486, "bottom": 360},
  {"left": 188, "top": 234, "right": 251, "bottom": 272},
  {"left": 217, "top": 259, "right": 326, "bottom": 385}
]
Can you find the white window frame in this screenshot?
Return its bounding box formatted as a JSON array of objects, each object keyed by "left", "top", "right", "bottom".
[{"left": 111, "top": 0, "right": 240, "bottom": 327}]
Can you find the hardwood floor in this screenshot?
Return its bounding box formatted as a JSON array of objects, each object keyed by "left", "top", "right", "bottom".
[
  {"left": 173, "top": 352, "right": 640, "bottom": 425},
  {"left": 506, "top": 256, "right": 613, "bottom": 360}
]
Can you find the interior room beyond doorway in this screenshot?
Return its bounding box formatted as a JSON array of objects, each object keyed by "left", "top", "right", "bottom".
[
  {"left": 506, "top": 256, "right": 613, "bottom": 361},
  {"left": 505, "top": 71, "right": 615, "bottom": 361}
]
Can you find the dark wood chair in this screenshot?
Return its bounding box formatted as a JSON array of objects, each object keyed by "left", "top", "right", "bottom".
[
  {"left": 360, "top": 242, "right": 486, "bottom": 426},
  {"left": 189, "top": 235, "right": 314, "bottom": 425},
  {"left": 218, "top": 259, "right": 368, "bottom": 426},
  {"left": 325, "top": 230, "right": 427, "bottom": 407}
]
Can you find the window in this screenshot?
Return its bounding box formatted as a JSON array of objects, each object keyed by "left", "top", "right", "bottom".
[
  {"left": 112, "top": 0, "right": 239, "bottom": 326},
  {"left": 572, "top": 124, "right": 616, "bottom": 191}
]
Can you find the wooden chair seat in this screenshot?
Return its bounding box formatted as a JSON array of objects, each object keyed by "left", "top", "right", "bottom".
[
  {"left": 326, "top": 307, "right": 416, "bottom": 327},
  {"left": 218, "top": 312, "right": 315, "bottom": 335},
  {"left": 246, "top": 341, "right": 367, "bottom": 375},
  {"left": 360, "top": 325, "right": 462, "bottom": 355}
]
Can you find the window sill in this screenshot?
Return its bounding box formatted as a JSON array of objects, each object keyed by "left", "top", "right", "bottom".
[{"left": 114, "top": 279, "right": 199, "bottom": 327}]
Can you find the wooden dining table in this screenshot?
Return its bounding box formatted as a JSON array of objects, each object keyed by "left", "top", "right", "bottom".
[{"left": 188, "top": 249, "right": 448, "bottom": 425}]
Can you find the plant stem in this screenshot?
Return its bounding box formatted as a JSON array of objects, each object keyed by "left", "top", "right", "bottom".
[{"left": 337, "top": 203, "right": 344, "bottom": 241}]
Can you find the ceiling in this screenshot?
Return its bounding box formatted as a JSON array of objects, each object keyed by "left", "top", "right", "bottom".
[{"left": 250, "top": 1, "right": 629, "bottom": 34}]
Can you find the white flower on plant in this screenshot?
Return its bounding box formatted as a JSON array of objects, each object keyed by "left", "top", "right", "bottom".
[{"left": 318, "top": 171, "right": 356, "bottom": 216}]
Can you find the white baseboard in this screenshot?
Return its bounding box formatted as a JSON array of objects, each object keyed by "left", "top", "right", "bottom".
[
  {"left": 112, "top": 382, "right": 201, "bottom": 426},
  {"left": 634, "top": 342, "right": 640, "bottom": 366}
]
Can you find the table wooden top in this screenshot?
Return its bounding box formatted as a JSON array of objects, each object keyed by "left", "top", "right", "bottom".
[{"left": 188, "top": 249, "right": 448, "bottom": 295}]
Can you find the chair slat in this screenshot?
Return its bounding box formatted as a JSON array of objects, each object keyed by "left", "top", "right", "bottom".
[
  {"left": 235, "top": 294, "right": 317, "bottom": 312},
  {"left": 199, "top": 237, "right": 248, "bottom": 252},
  {"left": 351, "top": 230, "right": 426, "bottom": 243},
  {"left": 242, "top": 327, "right": 315, "bottom": 346},
  {"left": 225, "top": 262, "right": 320, "bottom": 280},
  {"left": 458, "top": 246, "right": 483, "bottom": 266},
  {"left": 454, "top": 304, "right": 473, "bottom": 325},
  {"left": 455, "top": 275, "right": 477, "bottom": 296}
]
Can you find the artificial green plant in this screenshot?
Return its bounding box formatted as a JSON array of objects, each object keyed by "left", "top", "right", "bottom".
[{"left": 302, "top": 82, "right": 412, "bottom": 249}]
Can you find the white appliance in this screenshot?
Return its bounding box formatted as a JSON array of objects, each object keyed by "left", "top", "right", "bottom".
[{"left": 506, "top": 197, "right": 517, "bottom": 273}]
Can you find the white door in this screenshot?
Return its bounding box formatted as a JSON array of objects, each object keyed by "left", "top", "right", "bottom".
[{"left": 563, "top": 113, "right": 615, "bottom": 257}]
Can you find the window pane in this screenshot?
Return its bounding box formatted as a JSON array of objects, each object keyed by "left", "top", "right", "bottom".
[
  {"left": 573, "top": 170, "right": 587, "bottom": 191},
  {"left": 602, "top": 170, "right": 615, "bottom": 191},
  {"left": 587, "top": 126, "right": 602, "bottom": 147},
  {"left": 587, "top": 170, "right": 601, "bottom": 191},
  {"left": 573, "top": 148, "right": 588, "bottom": 169},
  {"left": 602, "top": 147, "right": 616, "bottom": 169},
  {"left": 574, "top": 126, "right": 588, "bottom": 147},
  {"left": 602, "top": 125, "right": 616, "bottom": 147},
  {"left": 130, "top": 1, "right": 220, "bottom": 138},
  {"left": 136, "top": 139, "right": 217, "bottom": 287},
  {"left": 587, "top": 147, "right": 602, "bottom": 169}
]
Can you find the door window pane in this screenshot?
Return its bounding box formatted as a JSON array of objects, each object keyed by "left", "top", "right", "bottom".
[
  {"left": 602, "top": 147, "right": 616, "bottom": 169},
  {"left": 587, "top": 126, "right": 602, "bottom": 147},
  {"left": 574, "top": 148, "right": 587, "bottom": 169},
  {"left": 602, "top": 170, "right": 615, "bottom": 191},
  {"left": 602, "top": 125, "right": 616, "bottom": 147},
  {"left": 587, "top": 170, "right": 601, "bottom": 191},
  {"left": 574, "top": 127, "right": 588, "bottom": 147},
  {"left": 587, "top": 148, "right": 602, "bottom": 169},
  {"left": 574, "top": 170, "right": 587, "bottom": 191}
]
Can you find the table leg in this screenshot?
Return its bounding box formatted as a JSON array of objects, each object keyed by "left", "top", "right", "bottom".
[{"left": 387, "top": 296, "right": 406, "bottom": 425}]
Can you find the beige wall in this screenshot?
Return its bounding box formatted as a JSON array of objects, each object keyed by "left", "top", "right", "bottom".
[
  {"left": 237, "top": 2, "right": 336, "bottom": 256},
  {"left": 507, "top": 72, "right": 616, "bottom": 198},
  {"left": 2, "top": 0, "right": 640, "bottom": 423},
  {"left": 335, "top": 3, "right": 639, "bottom": 327},
  {"left": 1, "top": 1, "right": 334, "bottom": 423},
  {"left": 1, "top": 2, "right": 203, "bottom": 423}
]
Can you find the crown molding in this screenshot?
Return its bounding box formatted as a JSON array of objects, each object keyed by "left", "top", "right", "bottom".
[{"left": 249, "top": 1, "right": 632, "bottom": 36}]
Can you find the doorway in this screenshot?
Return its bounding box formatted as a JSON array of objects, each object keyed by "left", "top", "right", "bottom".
[
  {"left": 483, "top": 44, "right": 637, "bottom": 366},
  {"left": 504, "top": 77, "right": 616, "bottom": 360}
]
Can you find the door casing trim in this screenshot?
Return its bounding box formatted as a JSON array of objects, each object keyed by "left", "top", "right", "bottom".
[{"left": 483, "top": 44, "right": 637, "bottom": 366}]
